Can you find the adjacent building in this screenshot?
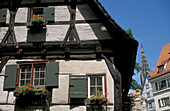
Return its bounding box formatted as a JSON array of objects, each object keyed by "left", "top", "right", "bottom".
[
  {"left": 150, "top": 43, "right": 170, "bottom": 111},
  {"left": 129, "top": 89, "right": 148, "bottom": 111},
  {"left": 140, "top": 45, "right": 156, "bottom": 111}
]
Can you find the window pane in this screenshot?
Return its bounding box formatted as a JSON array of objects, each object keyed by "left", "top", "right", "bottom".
[
  {"left": 40, "top": 65, "right": 45, "bottom": 71},
  {"left": 90, "top": 87, "right": 96, "bottom": 95},
  {"left": 40, "top": 72, "right": 45, "bottom": 78},
  {"left": 97, "top": 77, "right": 102, "bottom": 85},
  {"left": 21, "top": 66, "right": 26, "bottom": 72},
  {"left": 26, "top": 73, "right": 31, "bottom": 79},
  {"left": 26, "top": 80, "right": 30, "bottom": 85},
  {"left": 40, "top": 79, "right": 44, "bottom": 85},
  {"left": 97, "top": 87, "right": 102, "bottom": 92},
  {"left": 34, "top": 72, "right": 39, "bottom": 78},
  {"left": 35, "top": 66, "right": 39, "bottom": 71},
  {"left": 90, "top": 77, "right": 95, "bottom": 85},
  {"left": 20, "top": 80, "right": 25, "bottom": 86},
  {"left": 27, "top": 65, "right": 31, "bottom": 72},
  {"left": 33, "top": 8, "right": 43, "bottom": 17},
  {"left": 21, "top": 73, "right": 25, "bottom": 79},
  {"left": 34, "top": 79, "right": 39, "bottom": 86}
]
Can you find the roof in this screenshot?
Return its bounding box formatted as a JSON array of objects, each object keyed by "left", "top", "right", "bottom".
[
  {"left": 129, "top": 89, "right": 141, "bottom": 95},
  {"left": 147, "top": 71, "right": 154, "bottom": 76},
  {"left": 150, "top": 43, "right": 170, "bottom": 79}
]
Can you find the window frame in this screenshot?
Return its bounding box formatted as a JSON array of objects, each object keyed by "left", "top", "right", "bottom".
[
  {"left": 28, "top": 7, "right": 45, "bottom": 22},
  {"left": 146, "top": 84, "right": 149, "bottom": 89},
  {"left": 16, "top": 62, "right": 47, "bottom": 88},
  {"left": 148, "top": 102, "right": 152, "bottom": 109},
  {"left": 147, "top": 92, "right": 150, "bottom": 98},
  {"left": 86, "top": 73, "right": 107, "bottom": 98}
]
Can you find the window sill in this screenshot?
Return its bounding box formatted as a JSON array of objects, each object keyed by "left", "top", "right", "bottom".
[
  {"left": 85, "top": 99, "right": 108, "bottom": 106},
  {"left": 26, "top": 22, "right": 46, "bottom": 28}
]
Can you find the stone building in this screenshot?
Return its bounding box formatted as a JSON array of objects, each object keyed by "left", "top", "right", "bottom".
[
  {"left": 129, "top": 89, "right": 148, "bottom": 111},
  {"left": 140, "top": 45, "right": 156, "bottom": 111},
  {"left": 0, "top": 0, "right": 138, "bottom": 111},
  {"left": 150, "top": 43, "right": 170, "bottom": 111}
]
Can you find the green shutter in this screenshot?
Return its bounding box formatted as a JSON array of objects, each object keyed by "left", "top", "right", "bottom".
[
  {"left": 46, "top": 62, "right": 59, "bottom": 88},
  {"left": 44, "top": 7, "right": 55, "bottom": 23},
  {"left": 3, "top": 64, "right": 18, "bottom": 91},
  {"left": 69, "top": 75, "right": 87, "bottom": 98},
  {"left": 0, "top": 8, "right": 7, "bottom": 26}
]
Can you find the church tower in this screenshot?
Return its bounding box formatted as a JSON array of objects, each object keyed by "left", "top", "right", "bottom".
[{"left": 140, "top": 44, "right": 150, "bottom": 87}]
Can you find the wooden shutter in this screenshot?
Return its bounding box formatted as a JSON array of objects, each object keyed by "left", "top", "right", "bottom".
[
  {"left": 3, "top": 64, "right": 18, "bottom": 91},
  {"left": 46, "top": 62, "right": 59, "bottom": 88},
  {"left": 0, "top": 8, "right": 7, "bottom": 26},
  {"left": 44, "top": 7, "right": 55, "bottom": 23},
  {"left": 69, "top": 75, "right": 87, "bottom": 98}
]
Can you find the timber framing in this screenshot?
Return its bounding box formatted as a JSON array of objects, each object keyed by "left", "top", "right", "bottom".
[
  {"left": 61, "top": 0, "right": 81, "bottom": 47},
  {"left": 0, "top": 0, "right": 138, "bottom": 110}
]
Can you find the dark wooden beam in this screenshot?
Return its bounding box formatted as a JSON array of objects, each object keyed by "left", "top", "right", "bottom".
[
  {"left": 1, "top": 9, "right": 18, "bottom": 47},
  {"left": 0, "top": 0, "right": 87, "bottom": 9},
  {"left": 61, "top": 0, "right": 82, "bottom": 47},
  {"left": 103, "top": 55, "right": 122, "bottom": 111},
  {"left": 0, "top": 56, "right": 10, "bottom": 72}
]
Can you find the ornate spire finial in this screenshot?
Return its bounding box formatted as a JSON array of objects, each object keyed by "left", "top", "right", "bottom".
[{"left": 140, "top": 44, "right": 150, "bottom": 86}]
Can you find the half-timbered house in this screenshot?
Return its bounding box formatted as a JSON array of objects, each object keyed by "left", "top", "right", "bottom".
[{"left": 0, "top": 0, "right": 138, "bottom": 110}]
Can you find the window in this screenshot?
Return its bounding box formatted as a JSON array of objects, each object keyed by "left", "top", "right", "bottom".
[
  {"left": 149, "top": 103, "right": 152, "bottom": 108},
  {"left": 87, "top": 73, "right": 106, "bottom": 98},
  {"left": 18, "top": 62, "right": 46, "bottom": 87},
  {"left": 167, "top": 78, "right": 170, "bottom": 87},
  {"left": 147, "top": 92, "right": 150, "bottom": 98},
  {"left": 158, "top": 65, "right": 164, "bottom": 73},
  {"left": 155, "top": 80, "right": 167, "bottom": 91},
  {"left": 30, "top": 7, "right": 44, "bottom": 19},
  {"left": 146, "top": 84, "right": 149, "bottom": 89},
  {"left": 158, "top": 97, "right": 170, "bottom": 108}
]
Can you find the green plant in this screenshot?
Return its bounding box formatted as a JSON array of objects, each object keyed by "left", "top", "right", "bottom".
[
  {"left": 90, "top": 91, "right": 109, "bottom": 104},
  {"left": 30, "top": 16, "right": 48, "bottom": 25},
  {"left": 14, "top": 83, "right": 48, "bottom": 97}
]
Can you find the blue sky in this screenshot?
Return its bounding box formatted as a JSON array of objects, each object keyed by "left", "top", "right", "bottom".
[{"left": 99, "top": 0, "right": 170, "bottom": 92}]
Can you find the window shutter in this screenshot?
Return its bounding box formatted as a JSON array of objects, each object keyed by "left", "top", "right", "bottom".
[
  {"left": 46, "top": 62, "right": 59, "bottom": 88},
  {"left": 0, "top": 8, "right": 7, "bottom": 26},
  {"left": 3, "top": 64, "right": 18, "bottom": 91},
  {"left": 69, "top": 75, "right": 87, "bottom": 98},
  {"left": 44, "top": 7, "right": 55, "bottom": 23}
]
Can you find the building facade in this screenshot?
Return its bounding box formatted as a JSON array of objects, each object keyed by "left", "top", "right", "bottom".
[
  {"left": 150, "top": 43, "right": 170, "bottom": 111},
  {"left": 0, "top": 0, "right": 138, "bottom": 111},
  {"left": 140, "top": 45, "right": 156, "bottom": 111}
]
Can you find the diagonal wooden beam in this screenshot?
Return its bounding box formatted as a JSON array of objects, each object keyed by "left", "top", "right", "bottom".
[
  {"left": 0, "top": 56, "right": 10, "bottom": 73},
  {"left": 1, "top": 9, "right": 18, "bottom": 48},
  {"left": 61, "top": 0, "right": 81, "bottom": 47},
  {"left": 103, "top": 55, "right": 122, "bottom": 111}
]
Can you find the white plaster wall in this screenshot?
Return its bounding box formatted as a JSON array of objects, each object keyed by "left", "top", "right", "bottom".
[
  {"left": 52, "top": 60, "right": 114, "bottom": 105},
  {"left": 55, "top": 6, "right": 70, "bottom": 22},
  {"left": 52, "top": 75, "right": 69, "bottom": 104},
  {"left": 0, "top": 105, "right": 14, "bottom": 111},
  {"left": 154, "top": 90, "right": 170, "bottom": 111}
]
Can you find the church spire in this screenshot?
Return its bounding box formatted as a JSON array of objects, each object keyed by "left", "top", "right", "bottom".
[{"left": 140, "top": 44, "right": 150, "bottom": 86}]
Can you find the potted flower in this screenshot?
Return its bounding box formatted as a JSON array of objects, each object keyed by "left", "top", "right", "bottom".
[
  {"left": 26, "top": 16, "right": 48, "bottom": 28},
  {"left": 30, "top": 16, "right": 48, "bottom": 26},
  {"left": 89, "top": 90, "right": 108, "bottom": 105},
  {"left": 14, "top": 83, "right": 48, "bottom": 97}
]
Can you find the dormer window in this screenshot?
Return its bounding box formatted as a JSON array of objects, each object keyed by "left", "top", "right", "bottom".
[{"left": 158, "top": 65, "right": 164, "bottom": 73}]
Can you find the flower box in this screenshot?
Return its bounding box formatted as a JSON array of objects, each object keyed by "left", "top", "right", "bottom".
[{"left": 14, "top": 84, "right": 48, "bottom": 98}]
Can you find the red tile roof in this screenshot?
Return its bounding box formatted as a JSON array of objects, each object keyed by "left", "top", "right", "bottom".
[
  {"left": 129, "top": 89, "right": 141, "bottom": 95},
  {"left": 147, "top": 71, "right": 154, "bottom": 76},
  {"left": 150, "top": 43, "right": 170, "bottom": 79}
]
